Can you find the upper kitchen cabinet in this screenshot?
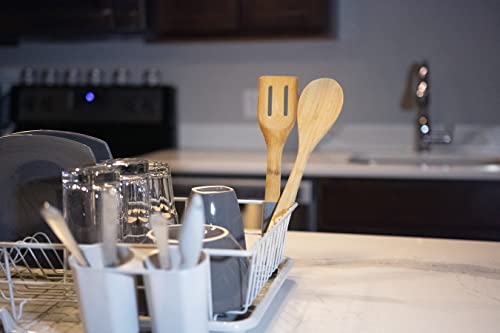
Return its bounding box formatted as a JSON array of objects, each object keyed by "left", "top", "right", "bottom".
[
  {"left": 0, "top": 0, "right": 146, "bottom": 43},
  {"left": 0, "top": 0, "right": 333, "bottom": 43},
  {"left": 148, "top": 0, "right": 333, "bottom": 40},
  {"left": 148, "top": 0, "right": 240, "bottom": 37},
  {"left": 240, "top": 0, "right": 330, "bottom": 37}
]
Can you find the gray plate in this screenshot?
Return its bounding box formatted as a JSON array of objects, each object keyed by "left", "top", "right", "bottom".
[
  {"left": 0, "top": 135, "right": 96, "bottom": 242},
  {"left": 10, "top": 130, "right": 113, "bottom": 162}
]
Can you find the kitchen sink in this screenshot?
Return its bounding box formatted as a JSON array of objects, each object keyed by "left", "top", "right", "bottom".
[{"left": 349, "top": 153, "right": 500, "bottom": 167}]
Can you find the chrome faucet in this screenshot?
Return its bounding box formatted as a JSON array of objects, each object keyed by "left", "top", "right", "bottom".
[{"left": 413, "top": 62, "right": 452, "bottom": 152}]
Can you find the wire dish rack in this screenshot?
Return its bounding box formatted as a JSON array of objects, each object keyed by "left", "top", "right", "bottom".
[{"left": 0, "top": 198, "right": 297, "bottom": 332}]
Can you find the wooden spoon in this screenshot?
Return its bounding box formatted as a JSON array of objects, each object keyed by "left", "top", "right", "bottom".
[
  {"left": 269, "top": 78, "right": 344, "bottom": 227},
  {"left": 257, "top": 76, "right": 298, "bottom": 232}
]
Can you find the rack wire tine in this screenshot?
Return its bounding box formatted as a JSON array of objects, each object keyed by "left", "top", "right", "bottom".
[
  {"left": 3, "top": 249, "right": 19, "bottom": 320},
  {"left": 32, "top": 232, "right": 66, "bottom": 269},
  {"left": 7, "top": 247, "right": 36, "bottom": 281}
]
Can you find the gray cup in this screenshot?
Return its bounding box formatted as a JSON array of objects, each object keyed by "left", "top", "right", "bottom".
[
  {"left": 148, "top": 224, "right": 249, "bottom": 314},
  {"left": 190, "top": 185, "right": 246, "bottom": 250}
]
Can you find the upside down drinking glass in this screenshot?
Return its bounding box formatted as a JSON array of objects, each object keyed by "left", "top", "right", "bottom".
[
  {"left": 62, "top": 166, "right": 121, "bottom": 244},
  {"left": 106, "top": 159, "right": 151, "bottom": 243},
  {"left": 63, "top": 158, "right": 178, "bottom": 244},
  {"left": 149, "top": 161, "right": 178, "bottom": 224}
]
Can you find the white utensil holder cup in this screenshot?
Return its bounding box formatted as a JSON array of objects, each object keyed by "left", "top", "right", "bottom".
[
  {"left": 69, "top": 244, "right": 141, "bottom": 333},
  {"left": 144, "top": 247, "right": 211, "bottom": 333},
  {"left": 70, "top": 244, "right": 211, "bottom": 333}
]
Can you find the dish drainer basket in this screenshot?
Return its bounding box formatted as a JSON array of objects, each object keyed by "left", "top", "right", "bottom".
[{"left": 0, "top": 197, "right": 297, "bottom": 332}]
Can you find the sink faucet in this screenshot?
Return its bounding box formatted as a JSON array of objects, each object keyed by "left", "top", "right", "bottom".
[{"left": 413, "top": 62, "right": 453, "bottom": 152}]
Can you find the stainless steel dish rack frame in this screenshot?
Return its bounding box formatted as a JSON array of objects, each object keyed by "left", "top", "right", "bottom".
[{"left": 0, "top": 198, "right": 297, "bottom": 329}]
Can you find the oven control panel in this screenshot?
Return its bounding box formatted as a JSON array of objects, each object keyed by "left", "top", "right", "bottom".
[{"left": 12, "top": 86, "right": 173, "bottom": 124}]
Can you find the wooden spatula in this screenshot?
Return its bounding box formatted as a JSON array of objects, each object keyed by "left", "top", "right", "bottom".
[
  {"left": 257, "top": 76, "right": 298, "bottom": 233},
  {"left": 269, "top": 78, "right": 344, "bottom": 228}
]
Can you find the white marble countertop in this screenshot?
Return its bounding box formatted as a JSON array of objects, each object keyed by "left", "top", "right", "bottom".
[
  {"left": 140, "top": 149, "right": 500, "bottom": 180},
  {"left": 252, "top": 231, "right": 500, "bottom": 333}
]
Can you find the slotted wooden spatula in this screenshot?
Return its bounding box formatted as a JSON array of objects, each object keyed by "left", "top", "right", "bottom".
[
  {"left": 269, "top": 78, "right": 344, "bottom": 229},
  {"left": 257, "top": 76, "right": 298, "bottom": 233}
]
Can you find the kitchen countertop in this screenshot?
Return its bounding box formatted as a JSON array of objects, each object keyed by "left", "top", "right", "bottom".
[
  {"left": 254, "top": 232, "right": 500, "bottom": 333},
  {"left": 140, "top": 149, "right": 500, "bottom": 180},
  {"left": 9, "top": 232, "right": 500, "bottom": 332}
]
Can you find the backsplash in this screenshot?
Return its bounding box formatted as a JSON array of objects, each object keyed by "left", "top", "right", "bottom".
[{"left": 1, "top": 0, "right": 499, "bottom": 150}]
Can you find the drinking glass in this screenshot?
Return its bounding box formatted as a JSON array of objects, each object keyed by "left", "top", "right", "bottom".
[
  {"left": 62, "top": 166, "right": 121, "bottom": 244},
  {"left": 105, "top": 158, "right": 151, "bottom": 243},
  {"left": 149, "top": 161, "right": 178, "bottom": 224}
]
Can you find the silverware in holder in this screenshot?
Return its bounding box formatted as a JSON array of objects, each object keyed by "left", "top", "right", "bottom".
[
  {"left": 70, "top": 244, "right": 211, "bottom": 333},
  {"left": 69, "top": 244, "right": 140, "bottom": 333}
]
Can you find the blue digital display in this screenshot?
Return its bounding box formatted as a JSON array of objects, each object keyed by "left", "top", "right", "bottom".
[{"left": 85, "top": 91, "right": 95, "bottom": 103}]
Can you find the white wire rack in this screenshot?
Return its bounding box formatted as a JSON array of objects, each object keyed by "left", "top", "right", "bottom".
[
  {"left": 0, "top": 233, "right": 76, "bottom": 321},
  {"left": 0, "top": 198, "right": 297, "bottom": 329},
  {"left": 207, "top": 200, "right": 297, "bottom": 316}
]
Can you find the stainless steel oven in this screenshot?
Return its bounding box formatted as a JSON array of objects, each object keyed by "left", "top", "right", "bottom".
[
  {"left": 171, "top": 176, "right": 316, "bottom": 231},
  {"left": 10, "top": 85, "right": 177, "bottom": 157}
]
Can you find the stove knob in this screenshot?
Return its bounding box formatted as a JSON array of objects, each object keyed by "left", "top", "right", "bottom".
[
  {"left": 41, "top": 68, "right": 59, "bottom": 86},
  {"left": 142, "top": 69, "right": 162, "bottom": 86},
  {"left": 87, "top": 68, "right": 104, "bottom": 86},
  {"left": 112, "top": 68, "right": 131, "bottom": 86},
  {"left": 20, "top": 67, "right": 38, "bottom": 86},
  {"left": 63, "top": 68, "right": 82, "bottom": 86}
]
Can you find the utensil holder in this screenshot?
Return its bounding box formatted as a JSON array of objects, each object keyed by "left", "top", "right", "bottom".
[
  {"left": 69, "top": 244, "right": 140, "bottom": 333},
  {"left": 143, "top": 247, "right": 211, "bottom": 333}
]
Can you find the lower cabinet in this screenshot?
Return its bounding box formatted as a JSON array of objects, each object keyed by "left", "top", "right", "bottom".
[
  {"left": 171, "top": 174, "right": 500, "bottom": 241},
  {"left": 317, "top": 178, "right": 500, "bottom": 241}
]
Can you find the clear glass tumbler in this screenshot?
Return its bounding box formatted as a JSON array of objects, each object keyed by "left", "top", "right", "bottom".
[
  {"left": 149, "top": 161, "right": 178, "bottom": 224},
  {"left": 106, "top": 158, "right": 151, "bottom": 243},
  {"left": 62, "top": 166, "right": 121, "bottom": 244}
]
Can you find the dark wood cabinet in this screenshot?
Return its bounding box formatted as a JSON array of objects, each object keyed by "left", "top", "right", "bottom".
[
  {"left": 0, "top": 0, "right": 332, "bottom": 42},
  {"left": 149, "top": 0, "right": 332, "bottom": 39},
  {"left": 149, "top": 0, "right": 239, "bottom": 36},
  {"left": 241, "top": 0, "right": 330, "bottom": 36},
  {"left": 0, "top": 1, "right": 145, "bottom": 43},
  {"left": 317, "top": 178, "right": 500, "bottom": 241}
]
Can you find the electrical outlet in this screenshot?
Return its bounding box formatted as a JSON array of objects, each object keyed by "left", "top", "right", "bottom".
[{"left": 243, "top": 88, "right": 258, "bottom": 119}]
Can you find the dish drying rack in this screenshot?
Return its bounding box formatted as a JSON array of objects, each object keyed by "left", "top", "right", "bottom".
[{"left": 0, "top": 198, "right": 297, "bottom": 332}]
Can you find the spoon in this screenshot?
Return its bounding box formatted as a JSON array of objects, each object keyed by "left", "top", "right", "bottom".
[
  {"left": 40, "top": 202, "right": 89, "bottom": 267},
  {"left": 101, "top": 191, "right": 119, "bottom": 267},
  {"left": 257, "top": 76, "right": 298, "bottom": 233},
  {"left": 150, "top": 213, "right": 171, "bottom": 270},
  {"left": 179, "top": 194, "right": 205, "bottom": 269},
  {"left": 269, "top": 78, "right": 344, "bottom": 228}
]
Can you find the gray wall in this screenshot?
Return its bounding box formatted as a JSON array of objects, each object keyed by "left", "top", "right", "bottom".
[{"left": 1, "top": 0, "right": 499, "bottom": 128}]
